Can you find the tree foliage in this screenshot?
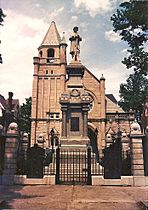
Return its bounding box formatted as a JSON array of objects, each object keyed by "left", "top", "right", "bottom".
[
  {"left": 111, "top": 0, "right": 148, "bottom": 75},
  {"left": 111, "top": 0, "right": 148, "bottom": 115},
  {"left": 118, "top": 73, "right": 148, "bottom": 114},
  {"left": 0, "top": 8, "right": 6, "bottom": 26},
  {"left": 20, "top": 97, "right": 32, "bottom": 134},
  {"left": 0, "top": 8, "right": 6, "bottom": 63}
]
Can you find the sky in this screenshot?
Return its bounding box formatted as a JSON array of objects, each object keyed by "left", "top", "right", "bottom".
[{"left": 0, "top": 0, "right": 132, "bottom": 104}]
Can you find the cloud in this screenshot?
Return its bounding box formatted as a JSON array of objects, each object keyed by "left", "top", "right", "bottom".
[
  {"left": 1, "top": 9, "right": 49, "bottom": 103},
  {"left": 71, "top": 16, "right": 78, "bottom": 21},
  {"left": 144, "top": 45, "right": 148, "bottom": 52},
  {"left": 92, "top": 63, "right": 127, "bottom": 101},
  {"left": 49, "top": 7, "right": 64, "bottom": 20},
  {"left": 35, "top": 3, "right": 41, "bottom": 8},
  {"left": 121, "top": 48, "right": 127, "bottom": 53},
  {"left": 105, "top": 30, "right": 121, "bottom": 42},
  {"left": 74, "top": 0, "right": 117, "bottom": 17}
]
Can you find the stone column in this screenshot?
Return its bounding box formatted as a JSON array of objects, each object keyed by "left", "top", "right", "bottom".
[
  {"left": 22, "top": 133, "right": 29, "bottom": 161},
  {"left": 2, "top": 122, "right": 18, "bottom": 185},
  {"left": 100, "top": 75, "right": 106, "bottom": 151},
  {"left": 31, "top": 57, "right": 40, "bottom": 146},
  {"left": 130, "top": 121, "right": 146, "bottom": 186},
  {"left": 83, "top": 111, "right": 88, "bottom": 137}
]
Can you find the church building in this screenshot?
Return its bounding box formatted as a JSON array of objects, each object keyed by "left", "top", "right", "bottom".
[{"left": 31, "top": 21, "right": 132, "bottom": 155}]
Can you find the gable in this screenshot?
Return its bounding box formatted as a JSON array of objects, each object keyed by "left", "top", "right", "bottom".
[
  {"left": 83, "top": 67, "right": 101, "bottom": 102},
  {"left": 105, "top": 95, "right": 124, "bottom": 113}
]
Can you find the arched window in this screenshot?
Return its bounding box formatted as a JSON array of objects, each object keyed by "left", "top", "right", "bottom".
[
  {"left": 39, "top": 50, "right": 42, "bottom": 57},
  {"left": 47, "top": 48, "right": 54, "bottom": 63}
]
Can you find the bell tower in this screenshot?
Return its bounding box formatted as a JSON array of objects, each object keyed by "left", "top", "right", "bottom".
[{"left": 31, "top": 21, "right": 67, "bottom": 147}]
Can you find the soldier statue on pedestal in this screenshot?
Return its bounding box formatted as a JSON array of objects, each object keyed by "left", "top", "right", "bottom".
[{"left": 69, "top": 26, "right": 82, "bottom": 62}]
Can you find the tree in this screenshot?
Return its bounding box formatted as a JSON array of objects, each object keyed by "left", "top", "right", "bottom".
[
  {"left": 0, "top": 8, "right": 6, "bottom": 63},
  {"left": 111, "top": 0, "right": 148, "bottom": 75},
  {"left": 20, "top": 97, "right": 32, "bottom": 134},
  {"left": 111, "top": 0, "right": 148, "bottom": 116},
  {"left": 118, "top": 73, "right": 148, "bottom": 115},
  {"left": 0, "top": 8, "right": 6, "bottom": 26}
]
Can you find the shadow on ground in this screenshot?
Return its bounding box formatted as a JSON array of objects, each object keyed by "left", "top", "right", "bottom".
[{"left": 0, "top": 185, "right": 46, "bottom": 209}]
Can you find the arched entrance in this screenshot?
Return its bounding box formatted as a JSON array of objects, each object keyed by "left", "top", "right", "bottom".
[{"left": 88, "top": 126, "right": 99, "bottom": 162}]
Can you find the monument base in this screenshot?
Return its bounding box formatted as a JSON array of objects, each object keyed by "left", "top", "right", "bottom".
[{"left": 60, "top": 137, "right": 89, "bottom": 149}]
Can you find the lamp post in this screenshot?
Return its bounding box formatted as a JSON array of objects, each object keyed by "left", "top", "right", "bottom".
[
  {"left": 115, "top": 111, "right": 122, "bottom": 177},
  {"left": 115, "top": 111, "right": 121, "bottom": 138},
  {"left": 50, "top": 128, "right": 55, "bottom": 152}
]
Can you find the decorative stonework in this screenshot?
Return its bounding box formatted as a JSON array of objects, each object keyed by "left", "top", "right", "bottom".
[
  {"left": 130, "top": 121, "right": 146, "bottom": 186},
  {"left": 60, "top": 63, "right": 91, "bottom": 147}
]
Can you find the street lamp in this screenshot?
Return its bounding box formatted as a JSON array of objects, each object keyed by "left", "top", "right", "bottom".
[
  {"left": 50, "top": 128, "right": 55, "bottom": 152},
  {"left": 115, "top": 111, "right": 121, "bottom": 138}
]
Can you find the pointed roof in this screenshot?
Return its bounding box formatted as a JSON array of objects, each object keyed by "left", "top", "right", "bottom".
[
  {"left": 60, "top": 32, "right": 67, "bottom": 45},
  {"left": 41, "top": 21, "right": 61, "bottom": 46}
]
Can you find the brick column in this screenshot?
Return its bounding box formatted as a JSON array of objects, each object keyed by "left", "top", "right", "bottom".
[
  {"left": 2, "top": 123, "right": 18, "bottom": 184},
  {"left": 130, "top": 121, "right": 146, "bottom": 186}
]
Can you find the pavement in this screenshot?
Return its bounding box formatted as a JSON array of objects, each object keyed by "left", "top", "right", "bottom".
[{"left": 0, "top": 185, "right": 148, "bottom": 210}]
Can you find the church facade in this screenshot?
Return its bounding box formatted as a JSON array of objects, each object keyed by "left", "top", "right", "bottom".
[{"left": 31, "top": 21, "right": 132, "bottom": 153}]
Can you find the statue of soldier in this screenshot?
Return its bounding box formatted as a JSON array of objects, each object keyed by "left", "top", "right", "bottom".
[{"left": 69, "top": 26, "right": 82, "bottom": 62}]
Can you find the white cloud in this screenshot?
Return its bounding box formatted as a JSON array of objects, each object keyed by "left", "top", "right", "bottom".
[
  {"left": 105, "top": 30, "right": 121, "bottom": 42},
  {"left": 74, "top": 0, "right": 117, "bottom": 17},
  {"left": 1, "top": 9, "right": 49, "bottom": 104},
  {"left": 35, "top": 3, "right": 41, "bottom": 8},
  {"left": 144, "top": 45, "right": 148, "bottom": 52},
  {"left": 49, "top": 7, "right": 64, "bottom": 20},
  {"left": 93, "top": 63, "right": 127, "bottom": 101},
  {"left": 71, "top": 16, "right": 78, "bottom": 21},
  {"left": 121, "top": 48, "right": 127, "bottom": 53}
]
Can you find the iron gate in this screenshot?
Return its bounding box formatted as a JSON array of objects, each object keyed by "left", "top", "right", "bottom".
[{"left": 56, "top": 147, "right": 91, "bottom": 185}]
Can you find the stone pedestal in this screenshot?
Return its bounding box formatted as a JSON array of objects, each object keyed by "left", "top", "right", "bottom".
[
  {"left": 2, "top": 123, "right": 18, "bottom": 184},
  {"left": 60, "top": 137, "right": 89, "bottom": 148},
  {"left": 60, "top": 62, "right": 91, "bottom": 148},
  {"left": 130, "top": 121, "right": 146, "bottom": 186}
]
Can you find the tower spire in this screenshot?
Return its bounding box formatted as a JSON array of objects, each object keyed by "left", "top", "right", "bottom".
[{"left": 41, "top": 21, "right": 61, "bottom": 46}]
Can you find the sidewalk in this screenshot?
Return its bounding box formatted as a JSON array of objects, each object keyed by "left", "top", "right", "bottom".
[{"left": 0, "top": 185, "right": 147, "bottom": 210}]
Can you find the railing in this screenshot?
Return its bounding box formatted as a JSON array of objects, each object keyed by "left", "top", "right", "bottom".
[
  {"left": 91, "top": 152, "right": 104, "bottom": 175},
  {"left": 43, "top": 148, "right": 104, "bottom": 179},
  {"left": 43, "top": 151, "right": 56, "bottom": 175}
]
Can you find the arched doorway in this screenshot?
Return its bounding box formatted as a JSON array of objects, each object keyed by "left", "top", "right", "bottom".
[{"left": 88, "top": 127, "right": 99, "bottom": 162}]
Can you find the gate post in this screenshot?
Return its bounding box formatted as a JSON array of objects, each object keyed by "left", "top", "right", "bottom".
[
  {"left": 130, "top": 121, "right": 146, "bottom": 186},
  {"left": 87, "top": 145, "right": 91, "bottom": 185},
  {"left": 56, "top": 146, "right": 60, "bottom": 184},
  {"left": 2, "top": 122, "right": 19, "bottom": 184}
]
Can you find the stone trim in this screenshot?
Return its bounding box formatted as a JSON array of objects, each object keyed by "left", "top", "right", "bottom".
[
  {"left": 0, "top": 175, "right": 55, "bottom": 185},
  {"left": 31, "top": 118, "right": 62, "bottom": 122}
]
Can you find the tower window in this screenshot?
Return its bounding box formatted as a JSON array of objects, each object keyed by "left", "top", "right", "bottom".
[
  {"left": 47, "top": 48, "right": 54, "bottom": 63},
  {"left": 51, "top": 70, "right": 54, "bottom": 74},
  {"left": 56, "top": 113, "right": 60, "bottom": 118},
  {"left": 50, "top": 113, "right": 54, "bottom": 119},
  {"left": 71, "top": 117, "right": 79, "bottom": 131},
  {"left": 46, "top": 70, "right": 48, "bottom": 74},
  {"left": 39, "top": 51, "right": 42, "bottom": 57},
  {"left": 49, "top": 112, "right": 60, "bottom": 119}
]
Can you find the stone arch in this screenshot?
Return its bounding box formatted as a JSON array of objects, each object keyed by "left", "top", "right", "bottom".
[
  {"left": 88, "top": 123, "right": 99, "bottom": 161},
  {"left": 84, "top": 88, "right": 99, "bottom": 103},
  {"left": 47, "top": 48, "right": 54, "bottom": 62},
  {"left": 39, "top": 50, "right": 42, "bottom": 57}
]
